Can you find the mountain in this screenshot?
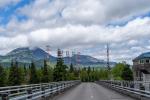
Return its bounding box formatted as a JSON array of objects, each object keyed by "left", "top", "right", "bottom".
[
  {"left": 0, "top": 47, "right": 116, "bottom": 67},
  {"left": 64, "top": 55, "right": 104, "bottom": 65}
]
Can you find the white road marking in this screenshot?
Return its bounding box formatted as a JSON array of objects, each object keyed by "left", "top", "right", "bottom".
[{"left": 89, "top": 83, "right": 94, "bottom": 99}]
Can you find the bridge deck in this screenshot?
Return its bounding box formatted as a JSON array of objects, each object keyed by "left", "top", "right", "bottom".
[{"left": 52, "top": 83, "right": 136, "bottom": 100}]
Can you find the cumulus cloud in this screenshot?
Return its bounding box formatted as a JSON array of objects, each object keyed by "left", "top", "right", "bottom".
[
  {"left": 1, "top": 17, "right": 150, "bottom": 61},
  {"left": 28, "top": 17, "right": 150, "bottom": 47},
  {"left": 0, "top": 0, "right": 150, "bottom": 63},
  {"left": 18, "top": 0, "right": 150, "bottom": 25},
  {"left": 0, "top": 34, "right": 28, "bottom": 50}
]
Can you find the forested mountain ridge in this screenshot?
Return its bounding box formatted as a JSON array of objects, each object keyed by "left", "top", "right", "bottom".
[{"left": 0, "top": 47, "right": 116, "bottom": 67}]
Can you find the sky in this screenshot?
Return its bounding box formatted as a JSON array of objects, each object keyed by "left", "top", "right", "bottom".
[{"left": 0, "top": 0, "right": 150, "bottom": 64}]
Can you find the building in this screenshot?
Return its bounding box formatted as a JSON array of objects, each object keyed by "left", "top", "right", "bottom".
[{"left": 133, "top": 52, "right": 150, "bottom": 82}]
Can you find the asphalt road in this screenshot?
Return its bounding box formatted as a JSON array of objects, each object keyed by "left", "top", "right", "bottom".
[{"left": 52, "top": 83, "right": 136, "bottom": 100}]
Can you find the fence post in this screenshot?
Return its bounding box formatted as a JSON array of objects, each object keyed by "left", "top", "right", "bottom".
[
  {"left": 27, "top": 88, "right": 32, "bottom": 99},
  {"left": 60, "top": 83, "right": 63, "bottom": 92},
  {"left": 63, "top": 83, "right": 65, "bottom": 91},
  {"left": 57, "top": 83, "right": 59, "bottom": 94},
  {"left": 0, "top": 93, "right": 9, "bottom": 100},
  {"left": 42, "top": 86, "right": 45, "bottom": 98},
  {"left": 50, "top": 85, "right": 53, "bottom": 95}
]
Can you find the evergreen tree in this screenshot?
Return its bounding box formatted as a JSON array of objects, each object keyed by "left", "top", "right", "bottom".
[
  {"left": 8, "top": 60, "right": 22, "bottom": 85},
  {"left": 53, "top": 57, "right": 67, "bottom": 81},
  {"left": 87, "top": 66, "right": 91, "bottom": 75},
  {"left": 24, "top": 65, "right": 29, "bottom": 83},
  {"left": 74, "top": 68, "right": 80, "bottom": 78},
  {"left": 37, "top": 68, "right": 43, "bottom": 83},
  {"left": 80, "top": 68, "right": 88, "bottom": 82},
  {"left": 0, "top": 65, "right": 6, "bottom": 86},
  {"left": 41, "top": 60, "right": 49, "bottom": 83},
  {"left": 69, "top": 63, "right": 74, "bottom": 73},
  {"left": 87, "top": 66, "right": 91, "bottom": 81},
  {"left": 67, "top": 63, "right": 77, "bottom": 80},
  {"left": 24, "top": 65, "right": 27, "bottom": 75},
  {"left": 29, "top": 61, "right": 39, "bottom": 84},
  {"left": 48, "top": 67, "right": 53, "bottom": 82}
]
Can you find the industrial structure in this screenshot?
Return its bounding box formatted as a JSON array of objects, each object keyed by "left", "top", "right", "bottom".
[
  {"left": 57, "top": 48, "right": 63, "bottom": 58},
  {"left": 133, "top": 52, "right": 150, "bottom": 82},
  {"left": 66, "top": 50, "right": 71, "bottom": 64}
]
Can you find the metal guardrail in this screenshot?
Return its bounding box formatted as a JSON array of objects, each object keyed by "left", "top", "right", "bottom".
[
  {"left": 0, "top": 80, "right": 80, "bottom": 100},
  {"left": 96, "top": 80, "right": 150, "bottom": 100}
]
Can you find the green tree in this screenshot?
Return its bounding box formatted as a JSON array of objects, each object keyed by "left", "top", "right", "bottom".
[
  {"left": 0, "top": 65, "right": 6, "bottom": 86},
  {"left": 67, "top": 72, "right": 76, "bottom": 80},
  {"left": 121, "top": 64, "right": 133, "bottom": 81},
  {"left": 29, "top": 61, "right": 39, "bottom": 84},
  {"left": 41, "top": 60, "right": 49, "bottom": 83},
  {"left": 69, "top": 63, "right": 74, "bottom": 73},
  {"left": 53, "top": 57, "right": 67, "bottom": 81},
  {"left": 87, "top": 67, "right": 91, "bottom": 81},
  {"left": 74, "top": 68, "right": 80, "bottom": 78},
  {"left": 48, "top": 67, "right": 53, "bottom": 82},
  {"left": 112, "top": 63, "right": 125, "bottom": 80},
  {"left": 23, "top": 65, "right": 28, "bottom": 83},
  {"left": 89, "top": 69, "right": 99, "bottom": 82},
  {"left": 37, "top": 68, "right": 43, "bottom": 83},
  {"left": 8, "top": 60, "right": 22, "bottom": 85},
  {"left": 99, "top": 68, "right": 109, "bottom": 80},
  {"left": 80, "top": 68, "right": 88, "bottom": 82}
]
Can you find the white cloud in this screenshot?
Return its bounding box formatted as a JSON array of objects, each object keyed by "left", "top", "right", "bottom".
[
  {"left": 17, "top": 0, "right": 150, "bottom": 25},
  {"left": 1, "top": 0, "right": 150, "bottom": 63},
  {"left": 0, "top": 0, "right": 20, "bottom": 8},
  {"left": 1, "top": 17, "right": 150, "bottom": 62},
  {"left": 0, "top": 34, "right": 28, "bottom": 50},
  {"left": 62, "top": 0, "right": 150, "bottom": 24}
]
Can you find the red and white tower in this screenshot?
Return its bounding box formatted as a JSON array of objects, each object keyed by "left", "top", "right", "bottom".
[
  {"left": 66, "top": 50, "right": 70, "bottom": 64},
  {"left": 57, "top": 48, "right": 62, "bottom": 58}
]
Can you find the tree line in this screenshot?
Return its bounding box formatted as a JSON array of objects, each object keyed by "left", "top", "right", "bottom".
[
  {"left": 0, "top": 56, "right": 79, "bottom": 86},
  {"left": 0, "top": 56, "right": 133, "bottom": 87}
]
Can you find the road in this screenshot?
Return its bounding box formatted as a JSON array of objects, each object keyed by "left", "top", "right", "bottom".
[{"left": 52, "top": 83, "right": 136, "bottom": 100}]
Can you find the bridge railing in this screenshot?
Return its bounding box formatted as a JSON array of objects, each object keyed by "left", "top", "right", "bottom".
[
  {"left": 0, "top": 80, "right": 81, "bottom": 100},
  {"left": 96, "top": 80, "right": 150, "bottom": 100}
]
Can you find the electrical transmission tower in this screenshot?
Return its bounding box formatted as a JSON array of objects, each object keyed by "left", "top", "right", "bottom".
[
  {"left": 107, "top": 44, "right": 110, "bottom": 71},
  {"left": 107, "top": 43, "right": 112, "bottom": 80},
  {"left": 57, "top": 48, "right": 63, "bottom": 58},
  {"left": 77, "top": 52, "right": 80, "bottom": 66},
  {"left": 66, "top": 50, "right": 70, "bottom": 65},
  {"left": 72, "top": 51, "right": 75, "bottom": 64}
]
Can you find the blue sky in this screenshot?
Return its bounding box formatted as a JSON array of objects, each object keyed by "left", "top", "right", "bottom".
[
  {"left": 0, "top": 0, "right": 33, "bottom": 25},
  {"left": 0, "top": 0, "right": 150, "bottom": 63}
]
